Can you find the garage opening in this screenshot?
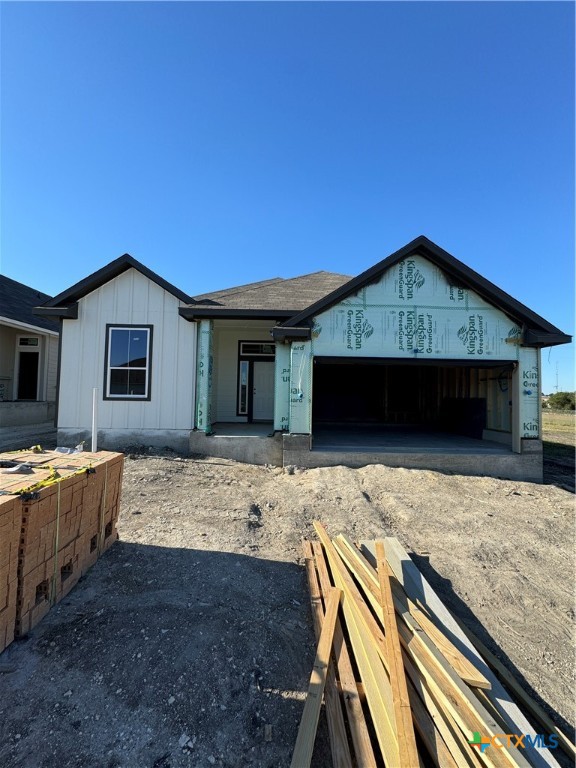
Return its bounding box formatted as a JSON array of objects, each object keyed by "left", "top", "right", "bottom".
[{"left": 312, "top": 358, "right": 513, "bottom": 448}]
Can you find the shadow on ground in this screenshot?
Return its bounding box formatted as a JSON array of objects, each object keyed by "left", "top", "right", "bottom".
[
  {"left": 543, "top": 442, "right": 575, "bottom": 493},
  {"left": 0, "top": 542, "right": 330, "bottom": 768}
]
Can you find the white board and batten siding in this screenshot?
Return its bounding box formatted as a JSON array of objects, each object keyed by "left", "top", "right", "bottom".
[{"left": 58, "top": 268, "right": 196, "bottom": 439}]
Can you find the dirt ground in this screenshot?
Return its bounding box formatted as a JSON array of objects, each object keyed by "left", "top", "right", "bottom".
[
  {"left": 0, "top": 446, "right": 574, "bottom": 767},
  {"left": 542, "top": 410, "right": 575, "bottom": 494}
]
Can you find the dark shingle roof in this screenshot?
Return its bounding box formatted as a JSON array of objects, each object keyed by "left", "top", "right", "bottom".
[
  {"left": 192, "top": 271, "right": 352, "bottom": 312},
  {"left": 0, "top": 275, "right": 59, "bottom": 333}
]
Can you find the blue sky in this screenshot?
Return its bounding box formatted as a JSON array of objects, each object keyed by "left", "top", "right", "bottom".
[{"left": 1, "top": 1, "right": 573, "bottom": 393}]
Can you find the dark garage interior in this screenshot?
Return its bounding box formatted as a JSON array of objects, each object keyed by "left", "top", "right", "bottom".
[{"left": 312, "top": 358, "right": 514, "bottom": 441}]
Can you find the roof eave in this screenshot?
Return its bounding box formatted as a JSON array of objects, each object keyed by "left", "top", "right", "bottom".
[
  {"left": 271, "top": 326, "right": 312, "bottom": 342},
  {"left": 179, "top": 308, "right": 297, "bottom": 321},
  {"left": 34, "top": 304, "right": 79, "bottom": 320},
  {"left": 523, "top": 330, "right": 572, "bottom": 347},
  {"left": 0, "top": 314, "right": 60, "bottom": 335}
]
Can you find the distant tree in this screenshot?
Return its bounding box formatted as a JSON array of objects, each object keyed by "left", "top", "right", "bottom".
[{"left": 547, "top": 391, "right": 575, "bottom": 410}]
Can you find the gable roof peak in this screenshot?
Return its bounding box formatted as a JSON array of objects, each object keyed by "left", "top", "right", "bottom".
[
  {"left": 41, "top": 252, "right": 194, "bottom": 307},
  {"left": 280, "top": 235, "right": 570, "bottom": 346}
]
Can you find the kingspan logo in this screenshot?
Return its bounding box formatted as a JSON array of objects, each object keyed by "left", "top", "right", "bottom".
[
  {"left": 346, "top": 309, "right": 373, "bottom": 350},
  {"left": 457, "top": 314, "right": 485, "bottom": 355},
  {"left": 311, "top": 320, "right": 322, "bottom": 338},
  {"left": 398, "top": 259, "right": 425, "bottom": 300}
]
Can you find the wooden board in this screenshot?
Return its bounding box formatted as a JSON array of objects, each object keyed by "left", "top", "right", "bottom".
[
  {"left": 290, "top": 587, "right": 341, "bottom": 768},
  {"left": 331, "top": 534, "right": 465, "bottom": 767},
  {"left": 360, "top": 538, "right": 561, "bottom": 768},
  {"left": 312, "top": 541, "right": 376, "bottom": 768},
  {"left": 336, "top": 535, "right": 491, "bottom": 689},
  {"left": 302, "top": 540, "right": 352, "bottom": 768},
  {"left": 375, "top": 539, "right": 420, "bottom": 768},
  {"left": 313, "top": 523, "right": 401, "bottom": 767},
  {"left": 457, "top": 618, "right": 576, "bottom": 761},
  {"left": 403, "top": 651, "right": 480, "bottom": 768}
]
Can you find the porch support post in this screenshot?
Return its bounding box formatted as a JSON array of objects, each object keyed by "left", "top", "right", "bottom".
[
  {"left": 518, "top": 346, "right": 540, "bottom": 440},
  {"left": 195, "top": 319, "right": 213, "bottom": 434},
  {"left": 512, "top": 347, "right": 540, "bottom": 453},
  {"left": 511, "top": 364, "right": 521, "bottom": 453},
  {"left": 289, "top": 340, "right": 312, "bottom": 434},
  {"left": 274, "top": 343, "right": 291, "bottom": 432}
]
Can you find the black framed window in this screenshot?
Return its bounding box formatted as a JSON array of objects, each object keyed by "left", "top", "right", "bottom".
[
  {"left": 105, "top": 325, "right": 152, "bottom": 400},
  {"left": 239, "top": 342, "right": 275, "bottom": 357}
]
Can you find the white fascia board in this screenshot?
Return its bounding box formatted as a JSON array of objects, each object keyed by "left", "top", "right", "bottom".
[{"left": 0, "top": 316, "right": 59, "bottom": 336}]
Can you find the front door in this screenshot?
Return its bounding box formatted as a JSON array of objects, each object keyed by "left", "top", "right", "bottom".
[
  {"left": 17, "top": 351, "right": 39, "bottom": 400},
  {"left": 252, "top": 361, "right": 274, "bottom": 421}
]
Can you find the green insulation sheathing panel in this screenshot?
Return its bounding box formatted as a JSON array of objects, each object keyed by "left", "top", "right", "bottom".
[
  {"left": 274, "top": 343, "right": 290, "bottom": 432},
  {"left": 310, "top": 254, "right": 523, "bottom": 360},
  {"left": 196, "top": 319, "right": 213, "bottom": 433},
  {"left": 289, "top": 341, "right": 312, "bottom": 434},
  {"left": 518, "top": 347, "right": 539, "bottom": 438}
]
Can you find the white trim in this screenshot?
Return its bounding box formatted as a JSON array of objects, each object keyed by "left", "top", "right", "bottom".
[{"left": 0, "top": 315, "right": 59, "bottom": 336}]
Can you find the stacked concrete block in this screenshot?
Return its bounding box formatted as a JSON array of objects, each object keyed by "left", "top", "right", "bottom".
[
  {"left": 0, "top": 451, "right": 124, "bottom": 650},
  {"left": 0, "top": 496, "right": 20, "bottom": 653}
]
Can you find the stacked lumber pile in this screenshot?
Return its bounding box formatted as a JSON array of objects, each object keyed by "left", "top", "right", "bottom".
[
  {"left": 292, "top": 522, "right": 574, "bottom": 768},
  {"left": 0, "top": 449, "right": 123, "bottom": 652}
]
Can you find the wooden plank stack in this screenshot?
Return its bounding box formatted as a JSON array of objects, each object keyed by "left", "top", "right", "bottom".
[
  {"left": 0, "top": 449, "right": 123, "bottom": 652},
  {"left": 293, "top": 522, "right": 574, "bottom": 768}
]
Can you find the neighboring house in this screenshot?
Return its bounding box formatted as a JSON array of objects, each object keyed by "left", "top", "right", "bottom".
[
  {"left": 0, "top": 276, "right": 59, "bottom": 427},
  {"left": 36, "top": 236, "right": 571, "bottom": 481}
]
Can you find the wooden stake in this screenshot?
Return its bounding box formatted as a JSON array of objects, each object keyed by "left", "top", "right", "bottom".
[
  {"left": 312, "top": 541, "right": 376, "bottom": 768},
  {"left": 302, "top": 540, "right": 352, "bottom": 768},
  {"left": 313, "top": 523, "right": 400, "bottom": 766},
  {"left": 376, "top": 539, "right": 420, "bottom": 768},
  {"left": 290, "top": 586, "right": 341, "bottom": 768}
]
